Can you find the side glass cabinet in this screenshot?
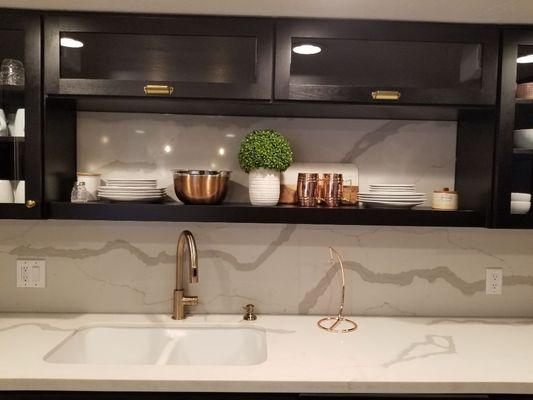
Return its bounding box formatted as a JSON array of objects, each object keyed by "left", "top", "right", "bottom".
[
  {"left": 44, "top": 14, "right": 273, "bottom": 100},
  {"left": 275, "top": 20, "right": 498, "bottom": 105},
  {"left": 494, "top": 30, "right": 533, "bottom": 228},
  {"left": 0, "top": 13, "right": 41, "bottom": 218}
]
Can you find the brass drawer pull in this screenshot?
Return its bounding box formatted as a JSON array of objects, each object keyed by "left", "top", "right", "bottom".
[
  {"left": 371, "top": 90, "right": 401, "bottom": 101},
  {"left": 25, "top": 200, "right": 37, "bottom": 209},
  {"left": 144, "top": 85, "right": 174, "bottom": 95}
]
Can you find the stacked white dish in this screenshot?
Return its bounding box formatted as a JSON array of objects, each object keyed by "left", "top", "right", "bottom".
[
  {"left": 511, "top": 192, "right": 531, "bottom": 214},
  {"left": 98, "top": 179, "right": 166, "bottom": 202},
  {"left": 359, "top": 184, "right": 426, "bottom": 209}
]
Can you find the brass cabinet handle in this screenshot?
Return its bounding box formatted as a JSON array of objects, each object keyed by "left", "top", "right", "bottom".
[
  {"left": 144, "top": 85, "right": 174, "bottom": 95},
  {"left": 371, "top": 90, "right": 401, "bottom": 101},
  {"left": 25, "top": 200, "right": 37, "bottom": 209}
]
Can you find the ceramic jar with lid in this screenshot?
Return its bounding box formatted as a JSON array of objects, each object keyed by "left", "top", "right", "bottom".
[{"left": 432, "top": 188, "right": 458, "bottom": 210}]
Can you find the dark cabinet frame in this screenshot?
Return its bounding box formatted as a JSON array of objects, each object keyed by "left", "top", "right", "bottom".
[
  {"left": 275, "top": 19, "right": 499, "bottom": 106},
  {"left": 44, "top": 14, "right": 274, "bottom": 100},
  {"left": 0, "top": 12, "right": 42, "bottom": 219},
  {"left": 493, "top": 29, "right": 533, "bottom": 228},
  {"left": 0, "top": 9, "right": 513, "bottom": 227}
]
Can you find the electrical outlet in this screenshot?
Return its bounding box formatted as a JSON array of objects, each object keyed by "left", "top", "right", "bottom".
[
  {"left": 16, "top": 260, "right": 46, "bottom": 288},
  {"left": 486, "top": 268, "right": 503, "bottom": 295}
]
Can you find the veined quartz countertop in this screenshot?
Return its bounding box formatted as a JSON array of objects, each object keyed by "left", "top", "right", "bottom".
[{"left": 1, "top": 313, "right": 533, "bottom": 393}]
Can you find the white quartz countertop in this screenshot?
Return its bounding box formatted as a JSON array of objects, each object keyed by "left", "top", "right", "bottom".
[{"left": 1, "top": 313, "right": 533, "bottom": 394}]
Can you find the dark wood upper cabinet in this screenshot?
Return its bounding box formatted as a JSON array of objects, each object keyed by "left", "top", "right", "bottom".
[
  {"left": 493, "top": 29, "right": 533, "bottom": 228},
  {"left": 275, "top": 19, "right": 499, "bottom": 105},
  {"left": 0, "top": 12, "right": 42, "bottom": 219},
  {"left": 44, "top": 14, "right": 274, "bottom": 100}
]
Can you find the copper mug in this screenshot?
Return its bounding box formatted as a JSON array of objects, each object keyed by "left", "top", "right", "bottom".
[
  {"left": 297, "top": 173, "right": 319, "bottom": 207},
  {"left": 319, "top": 173, "right": 347, "bottom": 207}
]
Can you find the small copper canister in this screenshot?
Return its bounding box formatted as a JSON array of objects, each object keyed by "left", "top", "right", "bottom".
[{"left": 297, "top": 173, "right": 319, "bottom": 207}]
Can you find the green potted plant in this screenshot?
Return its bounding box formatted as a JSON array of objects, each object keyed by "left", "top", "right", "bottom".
[{"left": 238, "top": 129, "right": 293, "bottom": 206}]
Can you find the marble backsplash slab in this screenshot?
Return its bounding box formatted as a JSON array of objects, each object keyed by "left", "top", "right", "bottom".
[
  {"left": 1, "top": 219, "right": 533, "bottom": 317},
  {"left": 1, "top": 114, "right": 530, "bottom": 317},
  {"left": 77, "top": 113, "right": 456, "bottom": 205}
]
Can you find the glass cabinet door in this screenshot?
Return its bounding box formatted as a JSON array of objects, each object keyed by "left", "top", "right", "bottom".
[
  {"left": 493, "top": 30, "right": 533, "bottom": 227},
  {"left": 45, "top": 15, "right": 273, "bottom": 100},
  {"left": 0, "top": 13, "right": 41, "bottom": 218},
  {"left": 275, "top": 20, "right": 498, "bottom": 105}
]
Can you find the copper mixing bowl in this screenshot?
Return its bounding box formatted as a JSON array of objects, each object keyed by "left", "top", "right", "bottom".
[{"left": 172, "top": 170, "right": 231, "bottom": 204}]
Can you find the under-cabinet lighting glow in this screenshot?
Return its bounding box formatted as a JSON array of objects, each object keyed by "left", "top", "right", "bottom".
[
  {"left": 517, "top": 54, "right": 533, "bottom": 64},
  {"left": 60, "top": 37, "right": 84, "bottom": 48},
  {"left": 292, "top": 44, "right": 322, "bottom": 55},
  {"left": 164, "top": 145, "right": 172, "bottom": 153}
]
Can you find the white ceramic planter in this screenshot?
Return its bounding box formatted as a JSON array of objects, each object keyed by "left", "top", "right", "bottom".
[{"left": 248, "top": 168, "right": 280, "bottom": 206}]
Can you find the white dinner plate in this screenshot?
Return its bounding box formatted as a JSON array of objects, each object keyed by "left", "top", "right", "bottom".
[
  {"left": 369, "top": 184, "right": 415, "bottom": 187},
  {"left": 360, "top": 191, "right": 426, "bottom": 196},
  {"left": 361, "top": 201, "right": 424, "bottom": 208},
  {"left": 97, "top": 188, "right": 165, "bottom": 192},
  {"left": 98, "top": 195, "right": 164, "bottom": 202},
  {"left": 358, "top": 197, "right": 426, "bottom": 202}
]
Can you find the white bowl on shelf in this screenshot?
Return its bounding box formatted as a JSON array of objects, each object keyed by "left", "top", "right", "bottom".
[
  {"left": 511, "top": 192, "right": 532, "bottom": 202},
  {"left": 510, "top": 200, "right": 531, "bottom": 214},
  {"left": 513, "top": 129, "right": 533, "bottom": 149}
]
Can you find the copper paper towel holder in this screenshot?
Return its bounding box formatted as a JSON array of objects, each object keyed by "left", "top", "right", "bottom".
[{"left": 317, "top": 247, "right": 358, "bottom": 334}]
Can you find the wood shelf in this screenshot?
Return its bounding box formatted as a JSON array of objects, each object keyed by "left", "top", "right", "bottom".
[
  {"left": 0, "top": 136, "right": 24, "bottom": 143},
  {"left": 515, "top": 98, "right": 533, "bottom": 103},
  {"left": 503, "top": 214, "right": 533, "bottom": 228},
  {"left": 513, "top": 148, "right": 533, "bottom": 155},
  {"left": 0, "top": 84, "right": 24, "bottom": 93},
  {"left": 47, "top": 201, "right": 485, "bottom": 227}
]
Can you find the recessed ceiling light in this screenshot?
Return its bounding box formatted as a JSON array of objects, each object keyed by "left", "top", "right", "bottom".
[
  {"left": 292, "top": 44, "right": 322, "bottom": 55},
  {"left": 517, "top": 54, "right": 533, "bottom": 64},
  {"left": 60, "top": 37, "right": 84, "bottom": 48}
]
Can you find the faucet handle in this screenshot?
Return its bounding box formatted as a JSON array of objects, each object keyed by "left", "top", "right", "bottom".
[{"left": 243, "top": 304, "right": 257, "bottom": 321}]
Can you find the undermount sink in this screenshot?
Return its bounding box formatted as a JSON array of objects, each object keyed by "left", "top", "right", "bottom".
[{"left": 45, "top": 326, "right": 267, "bottom": 366}]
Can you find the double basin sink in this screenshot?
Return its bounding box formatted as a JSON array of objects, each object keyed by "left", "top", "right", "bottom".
[{"left": 45, "top": 326, "right": 267, "bottom": 366}]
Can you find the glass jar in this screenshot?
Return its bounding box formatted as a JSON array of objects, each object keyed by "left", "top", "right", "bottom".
[{"left": 71, "top": 181, "right": 92, "bottom": 203}]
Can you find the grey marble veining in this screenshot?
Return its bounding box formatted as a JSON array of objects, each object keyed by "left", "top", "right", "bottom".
[
  {"left": 0, "top": 113, "right": 532, "bottom": 316},
  {"left": 382, "top": 334, "right": 457, "bottom": 368},
  {"left": 2, "top": 219, "right": 533, "bottom": 316}
]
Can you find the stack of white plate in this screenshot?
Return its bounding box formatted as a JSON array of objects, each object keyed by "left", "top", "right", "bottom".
[
  {"left": 359, "top": 184, "right": 426, "bottom": 209},
  {"left": 102, "top": 179, "right": 157, "bottom": 188},
  {"left": 98, "top": 179, "right": 166, "bottom": 202}
]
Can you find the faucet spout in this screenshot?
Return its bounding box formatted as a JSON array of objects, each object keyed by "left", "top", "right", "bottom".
[{"left": 173, "top": 230, "right": 199, "bottom": 320}]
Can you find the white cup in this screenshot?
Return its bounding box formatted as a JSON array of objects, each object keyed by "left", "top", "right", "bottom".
[
  {"left": 0, "top": 180, "right": 14, "bottom": 203},
  {"left": 12, "top": 108, "right": 24, "bottom": 137},
  {"left": 0, "top": 109, "right": 7, "bottom": 136},
  {"left": 12, "top": 180, "right": 25, "bottom": 204},
  {"left": 511, "top": 200, "right": 531, "bottom": 214},
  {"left": 511, "top": 192, "right": 532, "bottom": 202},
  {"left": 77, "top": 172, "right": 101, "bottom": 200}
]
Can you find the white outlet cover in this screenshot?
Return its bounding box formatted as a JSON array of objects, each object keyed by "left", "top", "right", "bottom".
[
  {"left": 16, "top": 260, "right": 46, "bottom": 288},
  {"left": 485, "top": 268, "right": 503, "bottom": 295}
]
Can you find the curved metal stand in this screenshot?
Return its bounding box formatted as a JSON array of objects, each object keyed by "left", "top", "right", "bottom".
[{"left": 317, "top": 247, "right": 357, "bottom": 334}]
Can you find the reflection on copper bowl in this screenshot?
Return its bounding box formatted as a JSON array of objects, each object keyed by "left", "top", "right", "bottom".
[{"left": 172, "top": 170, "right": 231, "bottom": 205}]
